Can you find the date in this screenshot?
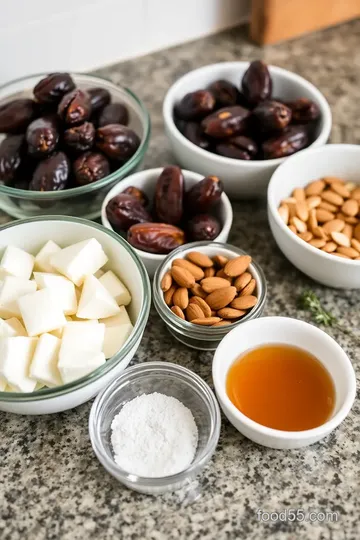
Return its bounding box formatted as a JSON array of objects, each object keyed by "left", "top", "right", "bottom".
[
  {"left": 154, "top": 165, "right": 184, "bottom": 225},
  {"left": 58, "top": 89, "right": 91, "bottom": 126},
  {"left": 175, "top": 90, "right": 216, "bottom": 121},
  {"left": 208, "top": 80, "right": 239, "bottom": 108},
  {"left": 122, "top": 186, "right": 148, "bottom": 206},
  {"left": 64, "top": 122, "right": 95, "bottom": 153},
  {"left": 98, "top": 103, "right": 129, "bottom": 127},
  {"left": 187, "top": 214, "right": 221, "bottom": 241},
  {"left": 96, "top": 124, "right": 140, "bottom": 161},
  {"left": 87, "top": 87, "right": 111, "bottom": 113},
  {"left": 262, "top": 125, "right": 309, "bottom": 159},
  {"left": 185, "top": 175, "right": 223, "bottom": 214},
  {"left": 73, "top": 151, "right": 110, "bottom": 185},
  {"left": 0, "top": 135, "right": 24, "bottom": 184},
  {"left": 0, "top": 98, "right": 37, "bottom": 134},
  {"left": 242, "top": 60, "right": 272, "bottom": 106},
  {"left": 106, "top": 194, "right": 153, "bottom": 232},
  {"left": 127, "top": 222, "right": 185, "bottom": 254},
  {"left": 253, "top": 100, "right": 292, "bottom": 132},
  {"left": 181, "top": 122, "right": 211, "bottom": 150},
  {"left": 26, "top": 116, "right": 59, "bottom": 157},
  {"left": 286, "top": 98, "right": 320, "bottom": 124},
  {"left": 29, "top": 151, "right": 70, "bottom": 191},
  {"left": 34, "top": 73, "right": 75, "bottom": 105},
  {"left": 202, "top": 106, "right": 250, "bottom": 138}
]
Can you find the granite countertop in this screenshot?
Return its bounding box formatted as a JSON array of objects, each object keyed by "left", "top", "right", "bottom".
[{"left": 1, "top": 20, "right": 360, "bottom": 540}]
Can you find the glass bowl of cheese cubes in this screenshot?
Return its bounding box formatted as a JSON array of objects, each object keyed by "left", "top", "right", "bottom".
[{"left": 0, "top": 216, "right": 151, "bottom": 415}]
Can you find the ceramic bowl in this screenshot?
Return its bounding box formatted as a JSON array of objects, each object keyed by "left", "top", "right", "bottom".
[
  {"left": 101, "top": 167, "right": 233, "bottom": 277},
  {"left": 268, "top": 144, "right": 360, "bottom": 288},
  {"left": 213, "top": 316, "right": 356, "bottom": 449},
  {"left": 163, "top": 62, "right": 332, "bottom": 199},
  {"left": 0, "top": 216, "right": 151, "bottom": 415}
]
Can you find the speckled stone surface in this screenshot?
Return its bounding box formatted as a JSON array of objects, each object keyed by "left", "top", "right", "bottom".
[{"left": 1, "top": 21, "right": 360, "bottom": 540}]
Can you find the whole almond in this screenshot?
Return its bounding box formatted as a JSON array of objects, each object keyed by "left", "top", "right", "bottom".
[
  {"left": 164, "top": 284, "right": 177, "bottom": 306},
  {"left": 344, "top": 216, "right": 359, "bottom": 225},
  {"left": 204, "top": 267, "right": 216, "bottom": 278},
  {"left": 187, "top": 251, "right": 213, "bottom": 268},
  {"left": 305, "top": 180, "right": 325, "bottom": 196},
  {"left": 316, "top": 209, "right": 335, "bottom": 222},
  {"left": 281, "top": 197, "right": 297, "bottom": 204},
  {"left": 342, "top": 224, "right": 353, "bottom": 239},
  {"left": 354, "top": 223, "right": 360, "bottom": 241},
  {"left": 330, "top": 231, "right": 351, "bottom": 247},
  {"left": 171, "top": 266, "right": 195, "bottom": 288},
  {"left": 292, "top": 187, "right": 306, "bottom": 201},
  {"left": 172, "top": 258, "right": 204, "bottom": 280},
  {"left": 321, "top": 190, "right": 344, "bottom": 206},
  {"left": 298, "top": 231, "right": 313, "bottom": 242},
  {"left": 337, "top": 246, "right": 359, "bottom": 258},
  {"left": 322, "top": 241, "right": 337, "bottom": 253},
  {"left": 287, "top": 203, "right": 297, "bottom": 219},
  {"left": 290, "top": 216, "right": 307, "bottom": 233},
  {"left": 295, "top": 201, "right": 309, "bottom": 222},
  {"left": 217, "top": 307, "right": 246, "bottom": 319},
  {"left": 213, "top": 255, "right": 229, "bottom": 267},
  {"left": 331, "top": 182, "right": 351, "bottom": 199},
  {"left": 206, "top": 286, "right": 237, "bottom": 310},
  {"left": 323, "top": 176, "right": 344, "bottom": 184},
  {"left": 309, "top": 238, "right": 326, "bottom": 248},
  {"left": 189, "top": 296, "right": 212, "bottom": 317},
  {"left": 308, "top": 208, "right": 318, "bottom": 231},
  {"left": 216, "top": 268, "right": 233, "bottom": 283},
  {"left": 190, "top": 283, "right": 207, "bottom": 299},
  {"left": 186, "top": 303, "right": 205, "bottom": 322},
  {"left": 351, "top": 187, "right": 360, "bottom": 200},
  {"left": 312, "top": 226, "right": 328, "bottom": 240},
  {"left": 224, "top": 255, "right": 252, "bottom": 277},
  {"left": 201, "top": 276, "right": 231, "bottom": 293},
  {"left": 341, "top": 199, "right": 359, "bottom": 217},
  {"left": 212, "top": 320, "right": 232, "bottom": 327},
  {"left": 234, "top": 272, "right": 252, "bottom": 291},
  {"left": 351, "top": 238, "right": 360, "bottom": 252},
  {"left": 318, "top": 201, "right": 338, "bottom": 213},
  {"left": 161, "top": 271, "right": 172, "bottom": 292},
  {"left": 171, "top": 305, "right": 185, "bottom": 319},
  {"left": 230, "top": 295, "right": 258, "bottom": 310},
  {"left": 323, "top": 219, "right": 345, "bottom": 234},
  {"left": 278, "top": 205, "right": 289, "bottom": 224},
  {"left": 172, "top": 287, "right": 189, "bottom": 310},
  {"left": 333, "top": 253, "right": 350, "bottom": 259},
  {"left": 192, "top": 317, "right": 222, "bottom": 326},
  {"left": 239, "top": 278, "right": 256, "bottom": 296},
  {"left": 306, "top": 196, "right": 322, "bottom": 210}
]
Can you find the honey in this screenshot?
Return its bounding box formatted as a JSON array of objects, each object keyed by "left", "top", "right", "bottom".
[{"left": 226, "top": 344, "right": 335, "bottom": 431}]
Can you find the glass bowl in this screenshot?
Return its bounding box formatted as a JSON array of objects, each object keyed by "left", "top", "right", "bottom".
[
  {"left": 153, "top": 241, "right": 267, "bottom": 351},
  {"left": 89, "top": 362, "right": 221, "bottom": 495},
  {"left": 0, "top": 73, "right": 151, "bottom": 219}
]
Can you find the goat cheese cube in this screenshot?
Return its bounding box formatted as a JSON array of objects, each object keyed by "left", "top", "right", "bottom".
[
  {"left": 99, "top": 271, "right": 131, "bottom": 306},
  {"left": 0, "top": 246, "right": 35, "bottom": 280},
  {"left": 99, "top": 305, "right": 132, "bottom": 327},
  {"left": 0, "top": 337, "right": 38, "bottom": 392},
  {"left": 50, "top": 238, "right": 108, "bottom": 286},
  {"left": 76, "top": 275, "right": 120, "bottom": 319},
  {"left": 59, "top": 353, "right": 106, "bottom": 384},
  {"left": 0, "top": 317, "right": 27, "bottom": 337},
  {"left": 34, "top": 240, "right": 61, "bottom": 273},
  {"left": 103, "top": 322, "right": 133, "bottom": 358},
  {"left": 18, "top": 289, "right": 66, "bottom": 336},
  {"left": 0, "top": 276, "right": 37, "bottom": 318},
  {"left": 29, "top": 333, "right": 62, "bottom": 387},
  {"left": 33, "top": 272, "right": 77, "bottom": 315}
]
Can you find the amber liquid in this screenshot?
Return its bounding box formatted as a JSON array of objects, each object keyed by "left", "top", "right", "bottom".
[{"left": 226, "top": 344, "right": 335, "bottom": 431}]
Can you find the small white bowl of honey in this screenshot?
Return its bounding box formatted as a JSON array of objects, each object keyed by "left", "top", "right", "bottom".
[{"left": 212, "top": 316, "right": 356, "bottom": 449}]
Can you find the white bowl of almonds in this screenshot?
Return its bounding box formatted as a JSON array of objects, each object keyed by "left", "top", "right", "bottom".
[
  {"left": 268, "top": 144, "right": 360, "bottom": 288},
  {"left": 0, "top": 216, "right": 150, "bottom": 414}
]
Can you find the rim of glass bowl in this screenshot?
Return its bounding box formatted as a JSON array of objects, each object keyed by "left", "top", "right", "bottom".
[
  {"left": 0, "top": 216, "right": 151, "bottom": 402},
  {"left": 0, "top": 73, "right": 151, "bottom": 200},
  {"left": 89, "top": 361, "right": 221, "bottom": 487},
  {"left": 153, "top": 241, "right": 267, "bottom": 339}
]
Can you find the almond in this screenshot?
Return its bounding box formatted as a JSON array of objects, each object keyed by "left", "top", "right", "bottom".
[
  {"left": 298, "top": 231, "right": 313, "bottom": 242},
  {"left": 323, "top": 176, "right": 344, "bottom": 185},
  {"left": 234, "top": 272, "right": 252, "bottom": 291},
  {"left": 331, "top": 182, "right": 351, "bottom": 199},
  {"left": 216, "top": 268, "right": 233, "bottom": 283},
  {"left": 295, "top": 201, "right": 309, "bottom": 222},
  {"left": 309, "top": 238, "right": 326, "bottom": 248},
  {"left": 291, "top": 216, "right": 307, "bottom": 233},
  {"left": 304, "top": 179, "right": 325, "bottom": 196},
  {"left": 206, "top": 286, "right": 237, "bottom": 310},
  {"left": 354, "top": 223, "right": 360, "bottom": 241},
  {"left": 323, "top": 219, "right": 345, "bottom": 234},
  {"left": 172, "top": 258, "right": 205, "bottom": 280},
  {"left": 212, "top": 255, "right": 229, "bottom": 267},
  {"left": 191, "top": 317, "right": 222, "bottom": 326},
  {"left": 351, "top": 238, "right": 360, "bottom": 252},
  {"left": 337, "top": 246, "right": 359, "bottom": 258},
  {"left": 204, "top": 267, "right": 216, "bottom": 278},
  {"left": 190, "top": 283, "right": 207, "bottom": 299},
  {"left": 186, "top": 251, "right": 213, "bottom": 268},
  {"left": 189, "top": 296, "right": 212, "bottom": 317},
  {"left": 289, "top": 225, "right": 297, "bottom": 234},
  {"left": 308, "top": 208, "right": 318, "bottom": 231},
  {"left": 321, "top": 190, "right": 344, "bottom": 206},
  {"left": 171, "top": 266, "right": 195, "bottom": 288},
  {"left": 224, "top": 255, "right": 252, "bottom": 277},
  {"left": 333, "top": 253, "right": 350, "bottom": 259},
  {"left": 161, "top": 271, "right": 172, "bottom": 292},
  {"left": 316, "top": 209, "right": 335, "bottom": 222},
  {"left": 201, "top": 276, "right": 231, "bottom": 293},
  {"left": 217, "top": 307, "right": 246, "bottom": 319},
  {"left": 230, "top": 295, "right": 258, "bottom": 310},
  {"left": 239, "top": 278, "right": 256, "bottom": 296},
  {"left": 341, "top": 199, "right": 359, "bottom": 217},
  {"left": 287, "top": 203, "right": 297, "bottom": 219},
  {"left": 322, "top": 241, "right": 337, "bottom": 253},
  {"left": 342, "top": 224, "right": 353, "bottom": 239},
  {"left": 164, "top": 284, "right": 177, "bottom": 306},
  {"left": 171, "top": 305, "right": 185, "bottom": 319},
  {"left": 292, "top": 187, "right": 306, "bottom": 201},
  {"left": 281, "top": 197, "right": 297, "bottom": 204},
  {"left": 278, "top": 205, "right": 289, "bottom": 224},
  {"left": 186, "top": 303, "right": 205, "bottom": 322},
  {"left": 345, "top": 182, "right": 356, "bottom": 192},
  {"left": 306, "top": 196, "right": 322, "bottom": 210},
  {"left": 212, "top": 320, "right": 232, "bottom": 327},
  {"left": 172, "top": 287, "right": 189, "bottom": 310},
  {"left": 318, "top": 201, "right": 338, "bottom": 213},
  {"left": 344, "top": 216, "right": 359, "bottom": 225},
  {"left": 210, "top": 310, "right": 216, "bottom": 317},
  {"left": 330, "top": 231, "right": 351, "bottom": 247},
  {"left": 350, "top": 187, "right": 360, "bottom": 200},
  {"left": 312, "top": 226, "right": 328, "bottom": 240}
]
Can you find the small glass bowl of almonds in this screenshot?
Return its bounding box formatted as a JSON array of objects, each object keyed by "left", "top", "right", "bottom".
[{"left": 153, "top": 241, "right": 267, "bottom": 350}]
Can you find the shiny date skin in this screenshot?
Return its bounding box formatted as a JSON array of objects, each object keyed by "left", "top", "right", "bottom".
[
  {"left": 26, "top": 116, "right": 59, "bottom": 158},
  {"left": 96, "top": 124, "right": 140, "bottom": 161},
  {"left": 187, "top": 214, "right": 221, "bottom": 241},
  {"left": 186, "top": 175, "right": 223, "bottom": 214},
  {"left": 106, "top": 194, "right": 152, "bottom": 232},
  {"left": 29, "top": 151, "right": 70, "bottom": 191},
  {"left": 0, "top": 135, "right": 24, "bottom": 184},
  {"left": 215, "top": 135, "right": 257, "bottom": 160},
  {"left": 87, "top": 87, "right": 111, "bottom": 113},
  {"left": 181, "top": 122, "right": 211, "bottom": 150},
  {"left": 175, "top": 90, "right": 216, "bottom": 121},
  {"left": 242, "top": 60, "right": 272, "bottom": 106},
  {"left": 253, "top": 100, "right": 292, "bottom": 132},
  {"left": 127, "top": 222, "right": 185, "bottom": 254},
  {"left": 202, "top": 106, "right": 250, "bottom": 138},
  {"left": 286, "top": 98, "right": 320, "bottom": 124},
  {"left": 122, "top": 186, "right": 149, "bottom": 206},
  {"left": 34, "top": 73, "right": 75, "bottom": 105},
  {"left": 73, "top": 151, "right": 110, "bottom": 185},
  {"left": 154, "top": 165, "right": 184, "bottom": 225},
  {"left": 58, "top": 89, "right": 91, "bottom": 126},
  {"left": 0, "top": 98, "right": 37, "bottom": 134},
  {"left": 208, "top": 80, "right": 239, "bottom": 108},
  {"left": 98, "top": 103, "right": 129, "bottom": 127},
  {"left": 262, "top": 125, "right": 309, "bottom": 159},
  {"left": 64, "top": 122, "right": 95, "bottom": 153}
]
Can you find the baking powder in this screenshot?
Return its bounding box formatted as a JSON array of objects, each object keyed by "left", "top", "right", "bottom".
[{"left": 110, "top": 392, "right": 198, "bottom": 477}]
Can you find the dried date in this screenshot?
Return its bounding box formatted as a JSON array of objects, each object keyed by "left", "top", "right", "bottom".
[
  {"left": 253, "top": 100, "right": 292, "bottom": 132},
  {"left": 0, "top": 99, "right": 37, "bottom": 134},
  {"left": 122, "top": 186, "right": 148, "bottom": 206},
  {"left": 127, "top": 222, "right": 185, "bottom": 254},
  {"left": 26, "top": 116, "right": 59, "bottom": 157},
  {"left": 154, "top": 165, "right": 184, "bottom": 225},
  {"left": 64, "top": 122, "right": 95, "bottom": 153},
  {"left": 87, "top": 87, "right": 111, "bottom": 113},
  {"left": 0, "top": 135, "right": 24, "bottom": 184},
  {"left": 73, "top": 151, "right": 110, "bottom": 185},
  {"left": 202, "top": 106, "right": 250, "bottom": 138},
  {"left": 29, "top": 151, "right": 70, "bottom": 191},
  {"left": 96, "top": 124, "right": 140, "bottom": 161},
  {"left": 187, "top": 214, "right": 220, "bottom": 241},
  {"left": 185, "top": 175, "right": 223, "bottom": 214},
  {"left": 262, "top": 125, "right": 309, "bottom": 159},
  {"left": 181, "top": 122, "right": 211, "bottom": 150},
  {"left": 242, "top": 61, "right": 272, "bottom": 106},
  {"left": 175, "top": 90, "right": 216, "bottom": 121},
  {"left": 208, "top": 80, "right": 239, "bottom": 108},
  {"left": 286, "top": 98, "right": 320, "bottom": 124},
  {"left": 34, "top": 73, "right": 75, "bottom": 105},
  {"left": 58, "top": 89, "right": 91, "bottom": 126},
  {"left": 106, "top": 194, "right": 152, "bottom": 232},
  {"left": 98, "top": 103, "right": 129, "bottom": 127},
  {"left": 215, "top": 135, "right": 257, "bottom": 159}
]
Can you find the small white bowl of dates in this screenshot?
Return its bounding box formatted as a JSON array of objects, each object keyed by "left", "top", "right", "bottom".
[
  {"left": 0, "top": 72, "right": 150, "bottom": 219},
  {"left": 163, "top": 60, "right": 332, "bottom": 198},
  {"left": 101, "top": 167, "right": 233, "bottom": 276}
]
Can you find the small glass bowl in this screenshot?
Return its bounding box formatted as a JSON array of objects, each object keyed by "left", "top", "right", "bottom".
[
  {"left": 89, "top": 362, "right": 221, "bottom": 495},
  {"left": 153, "top": 241, "right": 267, "bottom": 350},
  {"left": 0, "top": 73, "right": 151, "bottom": 219}
]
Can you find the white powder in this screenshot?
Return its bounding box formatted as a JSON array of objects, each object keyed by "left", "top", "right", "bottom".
[{"left": 110, "top": 392, "right": 198, "bottom": 478}]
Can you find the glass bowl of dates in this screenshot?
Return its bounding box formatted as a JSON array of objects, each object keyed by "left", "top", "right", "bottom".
[
  {"left": 0, "top": 72, "right": 150, "bottom": 219},
  {"left": 163, "top": 61, "right": 331, "bottom": 199},
  {"left": 153, "top": 241, "right": 267, "bottom": 350},
  {"left": 101, "top": 166, "right": 233, "bottom": 277}
]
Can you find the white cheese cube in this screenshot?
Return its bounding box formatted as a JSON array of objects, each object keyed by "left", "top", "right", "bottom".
[
  {"left": 0, "top": 276, "right": 37, "bottom": 318},
  {"left": 49, "top": 316, "right": 72, "bottom": 339},
  {"left": 103, "top": 322, "right": 133, "bottom": 358},
  {"left": 94, "top": 269, "right": 104, "bottom": 279},
  {"left": 0, "top": 376, "right": 6, "bottom": 391},
  {"left": 0, "top": 246, "right": 34, "bottom": 280},
  {"left": 76, "top": 275, "right": 120, "bottom": 319},
  {"left": 0, "top": 317, "right": 27, "bottom": 337},
  {"left": 0, "top": 337, "right": 38, "bottom": 392},
  {"left": 59, "top": 353, "right": 106, "bottom": 384},
  {"left": 18, "top": 289, "right": 66, "bottom": 336},
  {"left": 33, "top": 272, "right": 77, "bottom": 315},
  {"left": 99, "top": 305, "right": 132, "bottom": 327},
  {"left": 34, "top": 240, "right": 61, "bottom": 273},
  {"left": 59, "top": 322, "right": 105, "bottom": 356},
  {"left": 29, "top": 333, "right": 62, "bottom": 387},
  {"left": 50, "top": 238, "right": 108, "bottom": 286},
  {"left": 99, "top": 271, "right": 131, "bottom": 306}
]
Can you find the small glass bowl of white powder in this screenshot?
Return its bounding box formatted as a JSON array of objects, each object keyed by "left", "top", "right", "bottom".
[{"left": 89, "top": 362, "right": 221, "bottom": 495}]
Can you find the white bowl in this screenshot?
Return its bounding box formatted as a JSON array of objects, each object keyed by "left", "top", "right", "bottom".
[
  {"left": 163, "top": 62, "right": 332, "bottom": 199},
  {"left": 0, "top": 216, "right": 151, "bottom": 415},
  {"left": 212, "top": 317, "right": 356, "bottom": 449},
  {"left": 101, "top": 167, "right": 233, "bottom": 277},
  {"left": 268, "top": 144, "right": 360, "bottom": 288}
]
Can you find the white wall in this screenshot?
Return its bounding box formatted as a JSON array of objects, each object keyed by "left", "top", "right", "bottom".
[{"left": 0, "top": 0, "right": 250, "bottom": 84}]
